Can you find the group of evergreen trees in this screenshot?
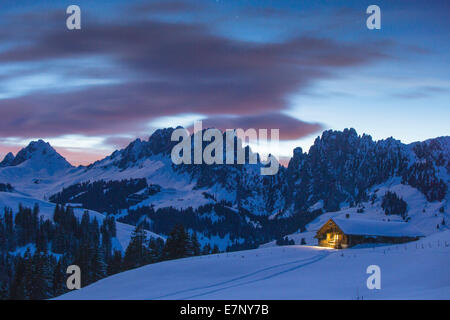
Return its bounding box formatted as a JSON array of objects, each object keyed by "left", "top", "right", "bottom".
[
  {"left": 402, "top": 160, "right": 447, "bottom": 202},
  {"left": 121, "top": 203, "right": 319, "bottom": 252},
  {"left": 49, "top": 178, "right": 148, "bottom": 214},
  {"left": 122, "top": 223, "right": 218, "bottom": 269},
  {"left": 0, "top": 183, "right": 13, "bottom": 192},
  {"left": 0, "top": 204, "right": 118, "bottom": 299},
  {"left": 381, "top": 191, "right": 408, "bottom": 218},
  {"left": 275, "top": 236, "right": 295, "bottom": 246},
  {"left": 0, "top": 204, "right": 215, "bottom": 300}
]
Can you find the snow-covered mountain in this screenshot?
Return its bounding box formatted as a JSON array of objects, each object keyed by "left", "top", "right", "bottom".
[
  {"left": 0, "top": 140, "right": 73, "bottom": 197},
  {"left": 1, "top": 139, "right": 72, "bottom": 170},
  {"left": 0, "top": 129, "right": 448, "bottom": 250},
  {"left": 0, "top": 152, "right": 14, "bottom": 167},
  {"left": 0, "top": 128, "right": 449, "bottom": 301},
  {"left": 285, "top": 129, "right": 448, "bottom": 215}
]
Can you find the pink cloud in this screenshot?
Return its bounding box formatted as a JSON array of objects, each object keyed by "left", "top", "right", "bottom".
[{"left": 0, "top": 13, "right": 389, "bottom": 140}]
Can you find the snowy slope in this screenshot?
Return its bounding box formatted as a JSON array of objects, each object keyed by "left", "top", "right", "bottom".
[
  {"left": 0, "top": 192, "right": 164, "bottom": 251},
  {"left": 57, "top": 230, "right": 450, "bottom": 300},
  {"left": 261, "top": 179, "right": 449, "bottom": 247}
]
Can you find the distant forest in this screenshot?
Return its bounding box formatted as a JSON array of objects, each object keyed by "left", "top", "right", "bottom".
[{"left": 0, "top": 204, "right": 220, "bottom": 300}]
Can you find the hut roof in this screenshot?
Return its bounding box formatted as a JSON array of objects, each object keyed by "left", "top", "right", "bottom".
[{"left": 330, "top": 218, "right": 424, "bottom": 238}]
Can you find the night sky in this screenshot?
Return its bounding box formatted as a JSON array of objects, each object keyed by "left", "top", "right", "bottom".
[{"left": 0, "top": 0, "right": 449, "bottom": 165}]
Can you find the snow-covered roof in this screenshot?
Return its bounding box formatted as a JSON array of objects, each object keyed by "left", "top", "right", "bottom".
[{"left": 332, "top": 218, "right": 424, "bottom": 238}]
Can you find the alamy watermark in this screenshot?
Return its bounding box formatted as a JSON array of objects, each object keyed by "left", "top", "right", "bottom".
[
  {"left": 170, "top": 121, "right": 280, "bottom": 176},
  {"left": 366, "top": 265, "right": 381, "bottom": 290},
  {"left": 366, "top": 5, "right": 381, "bottom": 30},
  {"left": 66, "top": 265, "right": 81, "bottom": 290},
  {"left": 66, "top": 5, "right": 81, "bottom": 30}
]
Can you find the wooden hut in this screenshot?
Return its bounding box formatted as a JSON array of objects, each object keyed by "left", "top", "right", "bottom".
[{"left": 315, "top": 218, "right": 423, "bottom": 249}]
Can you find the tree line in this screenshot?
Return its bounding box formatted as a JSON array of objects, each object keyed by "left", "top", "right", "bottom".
[
  {"left": 49, "top": 178, "right": 148, "bottom": 214},
  {"left": 0, "top": 204, "right": 218, "bottom": 300},
  {"left": 381, "top": 191, "right": 408, "bottom": 218}
]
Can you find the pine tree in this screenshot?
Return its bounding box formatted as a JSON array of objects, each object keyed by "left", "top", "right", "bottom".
[
  {"left": 123, "top": 224, "right": 151, "bottom": 270},
  {"left": 53, "top": 204, "right": 63, "bottom": 224},
  {"left": 92, "top": 246, "right": 107, "bottom": 282},
  {"left": 52, "top": 259, "right": 66, "bottom": 297},
  {"left": 73, "top": 242, "right": 90, "bottom": 287},
  {"left": 0, "top": 280, "right": 9, "bottom": 299},
  {"left": 202, "top": 243, "right": 211, "bottom": 255},
  {"left": 36, "top": 217, "right": 48, "bottom": 253},
  {"left": 187, "top": 233, "right": 201, "bottom": 257},
  {"left": 23, "top": 250, "right": 35, "bottom": 299},
  {"left": 10, "top": 250, "right": 30, "bottom": 299},
  {"left": 101, "top": 226, "right": 112, "bottom": 262},
  {"left": 4, "top": 207, "right": 15, "bottom": 251},
  {"left": 29, "top": 252, "right": 49, "bottom": 300},
  {"left": 147, "top": 238, "right": 162, "bottom": 262},
  {"left": 107, "top": 250, "right": 123, "bottom": 276},
  {"left": 162, "top": 224, "right": 190, "bottom": 260}
]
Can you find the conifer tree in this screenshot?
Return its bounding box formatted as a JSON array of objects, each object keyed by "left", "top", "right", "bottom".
[
  {"left": 52, "top": 259, "right": 66, "bottom": 297},
  {"left": 212, "top": 244, "right": 220, "bottom": 254},
  {"left": 162, "top": 224, "right": 190, "bottom": 260},
  {"left": 123, "top": 224, "right": 151, "bottom": 270},
  {"left": 107, "top": 250, "right": 123, "bottom": 276},
  {"left": 0, "top": 280, "right": 9, "bottom": 299},
  {"left": 188, "top": 233, "right": 201, "bottom": 256},
  {"left": 202, "top": 243, "right": 211, "bottom": 255},
  {"left": 92, "top": 246, "right": 107, "bottom": 281}
]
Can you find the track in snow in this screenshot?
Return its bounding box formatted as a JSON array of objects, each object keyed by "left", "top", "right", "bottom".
[{"left": 150, "top": 250, "right": 332, "bottom": 300}]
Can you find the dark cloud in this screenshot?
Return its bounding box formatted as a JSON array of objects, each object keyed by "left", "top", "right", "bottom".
[
  {"left": 0, "top": 8, "right": 390, "bottom": 140},
  {"left": 188, "top": 114, "right": 324, "bottom": 141}
]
